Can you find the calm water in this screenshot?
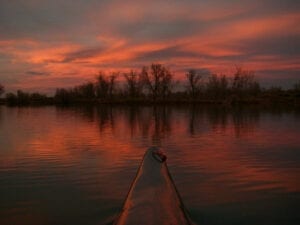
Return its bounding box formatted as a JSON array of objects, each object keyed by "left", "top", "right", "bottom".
[{"left": 0, "top": 105, "right": 299, "bottom": 225}]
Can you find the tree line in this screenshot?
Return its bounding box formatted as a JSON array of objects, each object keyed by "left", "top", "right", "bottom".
[{"left": 0, "top": 63, "right": 300, "bottom": 106}]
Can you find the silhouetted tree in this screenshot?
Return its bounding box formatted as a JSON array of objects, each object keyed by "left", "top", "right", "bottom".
[
  {"left": 74, "top": 82, "right": 95, "bottom": 99},
  {"left": 96, "top": 72, "right": 109, "bottom": 99},
  {"left": 30, "top": 92, "right": 48, "bottom": 102},
  {"left": 124, "top": 70, "right": 143, "bottom": 99},
  {"left": 5, "top": 90, "right": 50, "bottom": 105},
  {"left": 141, "top": 63, "right": 173, "bottom": 101},
  {"left": 186, "top": 69, "right": 202, "bottom": 99},
  {"left": 206, "top": 74, "right": 229, "bottom": 99},
  {"left": 232, "top": 67, "right": 260, "bottom": 97},
  {"left": 267, "top": 86, "right": 282, "bottom": 96},
  {"left": 96, "top": 72, "right": 118, "bottom": 100},
  {"left": 5, "top": 93, "right": 17, "bottom": 105},
  {"left": 55, "top": 88, "right": 72, "bottom": 104},
  {"left": 17, "top": 90, "right": 30, "bottom": 104},
  {"left": 161, "top": 70, "right": 173, "bottom": 100},
  {"left": 108, "top": 72, "right": 118, "bottom": 99},
  {"left": 0, "top": 83, "right": 4, "bottom": 97},
  {"left": 219, "top": 75, "right": 229, "bottom": 96}
]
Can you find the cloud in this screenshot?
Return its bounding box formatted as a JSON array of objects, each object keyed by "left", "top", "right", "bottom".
[
  {"left": 0, "top": 0, "right": 103, "bottom": 40},
  {"left": 26, "top": 71, "right": 50, "bottom": 76},
  {"left": 61, "top": 46, "right": 106, "bottom": 63},
  {"left": 0, "top": 0, "right": 299, "bottom": 92},
  {"left": 238, "top": 34, "right": 300, "bottom": 57},
  {"left": 133, "top": 45, "right": 198, "bottom": 62}
]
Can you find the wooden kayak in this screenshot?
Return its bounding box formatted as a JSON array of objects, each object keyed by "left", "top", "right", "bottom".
[{"left": 113, "top": 147, "right": 193, "bottom": 225}]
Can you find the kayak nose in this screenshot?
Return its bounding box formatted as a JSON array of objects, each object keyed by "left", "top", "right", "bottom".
[
  {"left": 113, "top": 147, "right": 193, "bottom": 225},
  {"left": 150, "top": 147, "right": 167, "bottom": 163}
]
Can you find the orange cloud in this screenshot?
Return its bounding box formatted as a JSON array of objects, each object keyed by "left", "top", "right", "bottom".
[{"left": 0, "top": 2, "right": 299, "bottom": 93}]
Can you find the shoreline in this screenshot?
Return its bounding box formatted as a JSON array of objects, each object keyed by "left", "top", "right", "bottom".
[{"left": 1, "top": 96, "right": 299, "bottom": 108}]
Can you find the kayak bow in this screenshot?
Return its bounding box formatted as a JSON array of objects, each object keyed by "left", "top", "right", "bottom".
[{"left": 113, "top": 147, "right": 193, "bottom": 225}]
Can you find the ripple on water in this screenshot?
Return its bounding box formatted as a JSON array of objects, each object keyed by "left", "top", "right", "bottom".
[{"left": 0, "top": 105, "right": 299, "bottom": 225}]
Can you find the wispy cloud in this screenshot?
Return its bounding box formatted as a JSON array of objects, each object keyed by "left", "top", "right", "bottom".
[{"left": 0, "top": 0, "right": 299, "bottom": 93}]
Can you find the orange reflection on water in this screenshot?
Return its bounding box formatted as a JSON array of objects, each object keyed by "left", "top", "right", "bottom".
[{"left": 0, "top": 105, "right": 299, "bottom": 209}]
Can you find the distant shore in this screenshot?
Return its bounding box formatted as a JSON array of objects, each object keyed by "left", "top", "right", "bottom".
[
  {"left": 1, "top": 93, "right": 299, "bottom": 108},
  {"left": 1, "top": 64, "right": 299, "bottom": 108}
]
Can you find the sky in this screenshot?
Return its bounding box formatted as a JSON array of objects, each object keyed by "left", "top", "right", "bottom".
[{"left": 0, "top": 0, "right": 299, "bottom": 94}]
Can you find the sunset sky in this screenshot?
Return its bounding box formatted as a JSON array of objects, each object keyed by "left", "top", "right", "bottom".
[{"left": 0, "top": 0, "right": 299, "bottom": 94}]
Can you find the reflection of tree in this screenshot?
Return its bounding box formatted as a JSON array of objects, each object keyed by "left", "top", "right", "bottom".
[
  {"left": 139, "top": 107, "right": 152, "bottom": 139},
  {"left": 189, "top": 105, "right": 196, "bottom": 136},
  {"left": 125, "top": 106, "right": 171, "bottom": 145},
  {"left": 206, "top": 106, "right": 261, "bottom": 137},
  {"left": 188, "top": 105, "right": 206, "bottom": 136},
  {"left": 56, "top": 105, "right": 95, "bottom": 123},
  {"left": 206, "top": 106, "right": 229, "bottom": 133},
  {"left": 231, "top": 106, "right": 260, "bottom": 138},
  {"left": 127, "top": 106, "right": 139, "bottom": 137},
  {"left": 96, "top": 106, "right": 114, "bottom": 133},
  {"left": 121, "top": 106, "right": 171, "bottom": 145},
  {"left": 124, "top": 105, "right": 172, "bottom": 146},
  {"left": 152, "top": 106, "right": 172, "bottom": 145},
  {"left": 187, "top": 105, "right": 228, "bottom": 136},
  {"left": 187, "top": 105, "right": 261, "bottom": 138},
  {"left": 125, "top": 106, "right": 146, "bottom": 137},
  {"left": 77, "top": 106, "right": 95, "bottom": 122},
  {"left": 55, "top": 105, "right": 297, "bottom": 146}
]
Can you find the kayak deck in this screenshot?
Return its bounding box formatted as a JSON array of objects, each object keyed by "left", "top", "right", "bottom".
[{"left": 113, "top": 147, "right": 193, "bottom": 225}]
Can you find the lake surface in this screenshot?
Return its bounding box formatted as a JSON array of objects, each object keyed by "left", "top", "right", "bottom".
[{"left": 0, "top": 105, "right": 299, "bottom": 225}]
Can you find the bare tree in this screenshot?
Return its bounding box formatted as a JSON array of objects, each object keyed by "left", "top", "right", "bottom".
[
  {"left": 123, "top": 70, "right": 143, "bottom": 99},
  {"left": 141, "top": 63, "right": 173, "bottom": 101},
  {"left": 73, "top": 82, "right": 95, "bottom": 99},
  {"left": 96, "top": 71, "right": 119, "bottom": 100},
  {"left": 206, "top": 74, "right": 229, "bottom": 99},
  {"left": 17, "top": 90, "right": 30, "bottom": 104},
  {"left": 186, "top": 69, "right": 202, "bottom": 99},
  {"left": 96, "top": 72, "right": 110, "bottom": 99},
  {"left": 108, "top": 72, "right": 118, "bottom": 99},
  {"left": 219, "top": 74, "right": 229, "bottom": 95},
  {"left": 161, "top": 70, "right": 173, "bottom": 100},
  {"left": 232, "top": 67, "right": 253, "bottom": 91},
  {"left": 232, "top": 67, "right": 260, "bottom": 96}
]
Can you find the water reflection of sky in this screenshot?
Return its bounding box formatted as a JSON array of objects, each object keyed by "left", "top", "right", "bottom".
[{"left": 0, "top": 105, "right": 299, "bottom": 225}]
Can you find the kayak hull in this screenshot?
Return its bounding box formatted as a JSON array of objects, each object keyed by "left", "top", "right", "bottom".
[{"left": 113, "top": 147, "right": 193, "bottom": 225}]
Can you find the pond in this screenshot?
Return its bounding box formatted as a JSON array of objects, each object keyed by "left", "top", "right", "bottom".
[{"left": 0, "top": 105, "right": 299, "bottom": 225}]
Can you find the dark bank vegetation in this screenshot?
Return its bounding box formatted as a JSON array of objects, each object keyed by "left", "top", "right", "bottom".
[
  {"left": 4, "top": 90, "right": 53, "bottom": 106},
  {"left": 1, "top": 63, "right": 299, "bottom": 106}
]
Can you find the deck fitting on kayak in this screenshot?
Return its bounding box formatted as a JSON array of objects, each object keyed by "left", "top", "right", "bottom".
[
  {"left": 152, "top": 149, "right": 167, "bottom": 163},
  {"left": 113, "top": 147, "right": 193, "bottom": 225}
]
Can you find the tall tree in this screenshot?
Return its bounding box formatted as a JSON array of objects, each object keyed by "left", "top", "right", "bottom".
[
  {"left": 96, "top": 72, "right": 110, "bottom": 99},
  {"left": 141, "top": 63, "right": 173, "bottom": 101},
  {"left": 108, "top": 72, "right": 118, "bottom": 99},
  {"left": 186, "top": 69, "right": 202, "bottom": 99},
  {"left": 206, "top": 74, "right": 229, "bottom": 99},
  {"left": 232, "top": 67, "right": 260, "bottom": 96},
  {"left": 79, "top": 82, "right": 95, "bottom": 98},
  {"left": 124, "top": 70, "right": 143, "bottom": 98},
  {"left": 95, "top": 71, "right": 118, "bottom": 100}
]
